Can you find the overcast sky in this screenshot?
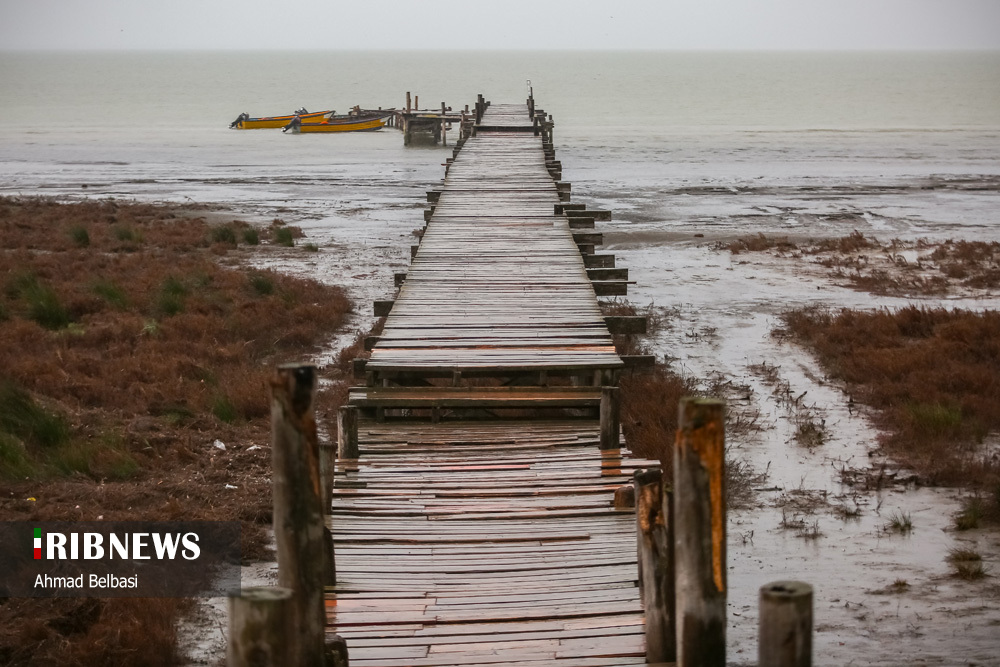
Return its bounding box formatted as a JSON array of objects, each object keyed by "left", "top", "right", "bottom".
[{"left": 2, "top": 0, "right": 999, "bottom": 51}]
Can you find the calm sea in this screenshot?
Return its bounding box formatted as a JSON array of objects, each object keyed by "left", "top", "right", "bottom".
[{"left": 1, "top": 50, "right": 999, "bottom": 237}]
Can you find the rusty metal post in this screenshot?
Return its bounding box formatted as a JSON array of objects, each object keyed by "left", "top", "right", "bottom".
[{"left": 674, "top": 397, "right": 727, "bottom": 667}]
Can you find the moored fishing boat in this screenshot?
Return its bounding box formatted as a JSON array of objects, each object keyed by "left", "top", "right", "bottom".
[
  {"left": 282, "top": 113, "right": 388, "bottom": 134},
  {"left": 230, "top": 108, "right": 333, "bottom": 129}
]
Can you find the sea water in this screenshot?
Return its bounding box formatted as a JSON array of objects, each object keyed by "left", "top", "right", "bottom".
[{"left": 1, "top": 50, "right": 999, "bottom": 239}]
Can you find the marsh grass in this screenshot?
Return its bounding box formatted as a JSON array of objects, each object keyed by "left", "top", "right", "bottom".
[
  {"left": 885, "top": 510, "right": 914, "bottom": 535},
  {"left": 784, "top": 305, "right": 1000, "bottom": 491},
  {"left": 0, "top": 196, "right": 354, "bottom": 666},
  {"left": 947, "top": 547, "right": 987, "bottom": 580}
]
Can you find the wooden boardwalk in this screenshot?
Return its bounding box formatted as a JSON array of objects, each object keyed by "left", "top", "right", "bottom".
[
  {"left": 330, "top": 102, "right": 655, "bottom": 666},
  {"left": 329, "top": 421, "right": 655, "bottom": 666},
  {"left": 366, "top": 103, "right": 621, "bottom": 385}
]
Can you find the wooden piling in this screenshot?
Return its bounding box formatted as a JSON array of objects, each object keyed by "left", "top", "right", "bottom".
[
  {"left": 635, "top": 468, "right": 676, "bottom": 664},
  {"left": 759, "top": 581, "right": 813, "bottom": 667},
  {"left": 270, "top": 364, "right": 326, "bottom": 666},
  {"left": 228, "top": 586, "right": 294, "bottom": 667},
  {"left": 599, "top": 386, "right": 620, "bottom": 450},
  {"left": 406, "top": 92, "right": 411, "bottom": 113},
  {"left": 319, "top": 440, "right": 337, "bottom": 586},
  {"left": 338, "top": 405, "right": 359, "bottom": 460},
  {"left": 674, "top": 397, "right": 727, "bottom": 667}
]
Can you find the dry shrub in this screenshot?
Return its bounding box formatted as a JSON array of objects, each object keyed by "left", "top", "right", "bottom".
[
  {"left": 784, "top": 305, "right": 1000, "bottom": 488},
  {"left": 620, "top": 365, "right": 698, "bottom": 474},
  {"left": 724, "top": 234, "right": 797, "bottom": 255},
  {"left": 0, "top": 597, "right": 185, "bottom": 667}
]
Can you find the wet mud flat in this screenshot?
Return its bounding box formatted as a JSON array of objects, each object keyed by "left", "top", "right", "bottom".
[{"left": 593, "top": 174, "right": 1000, "bottom": 665}]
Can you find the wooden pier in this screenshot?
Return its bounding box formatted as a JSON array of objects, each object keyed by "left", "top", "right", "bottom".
[
  {"left": 327, "top": 101, "right": 657, "bottom": 665},
  {"left": 231, "top": 96, "right": 814, "bottom": 667}
]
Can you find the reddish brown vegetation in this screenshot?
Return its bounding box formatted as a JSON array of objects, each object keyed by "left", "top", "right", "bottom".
[
  {"left": 784, "top": 305, "right": 1000, "bottom": 489},
  {"left": 0, "top": 197, "right": 352, "bottom": 666},
  {"left": 723, "top": 231, "right": 1000, "bottom": 296}
]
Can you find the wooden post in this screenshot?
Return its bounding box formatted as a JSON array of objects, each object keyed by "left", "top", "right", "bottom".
[
  {"left": 674, "top": 397, "right": 727, "bottom": 667},
  {"left": 599, "top": 386, "right": 620, "bottom": 450},
  {"left": 441, "top": 102, "right": 447, "bottom": 146},
  {"left": 228, "top": 586, "right": 294, "bottom": 667},
  {"left": 759, "top": 581, "right": 813, "bottom": 667},
  {"left": 319, "top": 441, "right": 337, "bottom": 586},
  {"left": 414, "top": 95, "right": 418, "bottom": 111},
  {"left": 635, "top": 468, "right": 676, "bottom": 663},
  {"left": 338, "top": 405, "right": 359, "bottom": 460},
  {"left": 270, "top": 364, "right": 325, "bottom": 666},
  {"left": 406, "top": 91, "right": 411, "bottom": 113}
]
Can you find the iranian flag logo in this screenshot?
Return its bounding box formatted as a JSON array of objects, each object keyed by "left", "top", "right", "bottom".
[{"left": 34, "top": 528, "right": 42, "bottom": 559}]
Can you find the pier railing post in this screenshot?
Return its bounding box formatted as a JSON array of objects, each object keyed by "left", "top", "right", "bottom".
[
  {"left": 759, "top": 581, "right": 813, "bottom": 667},
  {"left": 635, "top": 468, "right": 676, "bottom": 663},
  {"left": 228, "top": 587, "right": 294, "bottom": 667},
  {"left": 270, "top": 364, "right": 326, "bottom": 666},
  {"left": 599, "top": 385, "right": 620, "bottom": 450},
  {"left": 674, "top": 397, "right": 727, "bottom": 667},
  {"left": 319, "top": 440, "right": 337, "bottom": 587},
  {"left": 338, "top": 405, "right": 359, "bottom": 460}
]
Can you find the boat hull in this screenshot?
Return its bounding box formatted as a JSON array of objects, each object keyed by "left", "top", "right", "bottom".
[
  {"left": 233, "top": 110, "right": 332, "bottom": 129},
  {"left": 291, "top": 117, "right": 386, "bottom": 133}
]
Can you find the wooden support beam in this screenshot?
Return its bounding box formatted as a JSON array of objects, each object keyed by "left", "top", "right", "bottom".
[
  {"left": 636, "top": 468, "right": 676, "bottom": 664},
  {"left": 373, "top": 300, "right": 394, "bottom": 317},
  {"left": 599, "top": 386, "right": 620, "bottom": 450},
  {"left": 573, "top": 232, "right": 603, "bottom": 245},
  {"left": 675, "top": 397, "right": 727, "bottom": 667},
  {"left": 583, "top": 254, "right": 616, "bottom": 268},
  {"left": 411, "top": 244, "right": 419, "bottom": 258},
  {"left": 759, "top": 581, "right": 813, "bottom": 667},
  {"left": 622, "top": 354, "right": 657, "bottom": 368},
  {"left": 588, "top": 267, "right": 628, "bottom": 281},
  {"left": 394, "top": 272, "right": 406, "bottom": 287},
  {"left": 592, "top": 281, "right": 628, "bottom": 297},
  {"left": 555, "top": 204, "right": 587, "bottom": 214},
  {"left": 363, "top": 336, "right": 380, "bottom": 351},
  {"left": 424, "top": 208, "right": 434, "bottom": 222},
  {"left": 352, "top": 358, "right": 367, "bottom": 379},
  {"left": 270, "top": 364, "right": 326, "bottom": 666},
  {"left": 426, "top": 190, "right": 441, "bottom": 203},
  {"left": 604, "top": 315, "right": 647, "bottom": 334},
  {"left": 567, "top": 209, "right": 612, "bottom": 221},
  {"left": 568, "top": 218, "right": 594, "bottom": 229},
  {"left": 577, "top": 243, "right": 595, "bottom": 255}
]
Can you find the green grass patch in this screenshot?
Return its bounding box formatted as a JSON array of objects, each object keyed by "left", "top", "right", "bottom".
[
  {"left": 248, "top": 272, "right": 275, "bottom": 296},
  {"left": 91, "top": 279, "right": 130, "bottom": 310},
  {"left": 242, "top": 227, "right": 260, "bottom": 245},
  {"left": 0, "top": 380, "right": 71, "bottom": 450},
  {"left": 274, "top": 227, "right": 295, "bottom": 247},
  {"left": 69, "top": 225, "right": 90, "bottom": 247},
  {"left": 210, "top": 226, "right": 238, "bottom": 245},
  {"left": 212, "top": 395, "right": 239, "bottom": 424}
]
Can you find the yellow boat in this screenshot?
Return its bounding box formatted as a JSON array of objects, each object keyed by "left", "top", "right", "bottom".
[
  {"left": 230, "top": 108, "right": 333, "bottom": 129},
  {"left": 283, "top": 114, "right": 387, "bottom": 133}
]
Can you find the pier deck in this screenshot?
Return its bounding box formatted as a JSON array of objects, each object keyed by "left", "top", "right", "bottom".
[
  {"left": 366, "top": 103, "right": 621, "bottom": 384},
  {"left": 329, "top": 421, "right": 655, "bottom": 666},
  {"left": 329, "top": 103, "right": 654, "bottom": 665}
]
